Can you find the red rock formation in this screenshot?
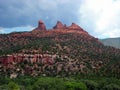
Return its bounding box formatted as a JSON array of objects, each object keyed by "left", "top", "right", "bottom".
[
  {"left": 53, "top": 21, "right": 66, "bottom": 29},
  {"left": 68, "top": 23, "right": 81, "bottom": 29},
  {"left": 35, "top": 20, "right": 46, "bottom": 30},
  {"left": 67, "top": 23, "right": 88, "bottom": 34}
]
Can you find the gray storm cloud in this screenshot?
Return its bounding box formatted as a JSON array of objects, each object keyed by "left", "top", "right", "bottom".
[{"left": 0, "top": 0, "right": 81, "bottom": 28}]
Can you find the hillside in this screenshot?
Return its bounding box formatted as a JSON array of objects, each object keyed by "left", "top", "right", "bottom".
[
  {"left": 0, "top": 20, "right": 120, "bottom": 78},
  {"left": 101, "top": 38, "right": 120, "bottom": 49}
]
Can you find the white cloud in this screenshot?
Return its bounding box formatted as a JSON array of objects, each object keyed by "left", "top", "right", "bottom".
[
  {"left": 100, "top": 28, "right": 120, "bottom": 38},
  {"left": 0, "top": 27, "right": 6, "bottom": 33},
  {"left": 79, "top": 0, "right": 120, "bottom": 38}
]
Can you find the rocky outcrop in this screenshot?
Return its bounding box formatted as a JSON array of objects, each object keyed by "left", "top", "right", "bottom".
[
  {"left": 53, "top": 21, "right": 66, "bottom": 29},
  {"left": 68, "top": 23, "right": 81, "bottom": 30},
  {"left": 35, "top": 20, "right": 46, "bottom": 30},
  {"left": 66, "top": 23, "right": 88, "bottom": 34}
]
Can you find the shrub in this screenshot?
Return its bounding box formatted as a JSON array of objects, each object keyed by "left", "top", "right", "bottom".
[
  {"left": 82, "top": 80, "right": 99, "bottom": 90},
  {"left": 65, "top": 81, "right": 87, "bottom": 90}
]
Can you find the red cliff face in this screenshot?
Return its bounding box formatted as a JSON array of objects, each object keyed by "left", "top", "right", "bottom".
[{"left": 35, "top": 20, "right": 46, "bottom": 30}]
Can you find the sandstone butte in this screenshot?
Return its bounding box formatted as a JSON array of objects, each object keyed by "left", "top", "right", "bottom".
[{"left": 32, "top": 20, "right": 88, "bottom": 35}]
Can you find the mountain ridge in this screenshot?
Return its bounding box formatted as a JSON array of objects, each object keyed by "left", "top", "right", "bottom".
[
  {"left": 101, "top": 37, "right": 120, "bottom": 49},
  {"left": 0, "top": 20, "right": 120, "bottom": 78}
]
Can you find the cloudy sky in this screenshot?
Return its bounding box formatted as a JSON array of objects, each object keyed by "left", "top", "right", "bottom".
[{"left": 0, "top": 0, "right": 120, "bottom": 38}]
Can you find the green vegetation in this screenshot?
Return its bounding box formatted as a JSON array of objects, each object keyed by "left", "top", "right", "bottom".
[{"left": 0, "top": 75, "right": 120, "bottom": 90}]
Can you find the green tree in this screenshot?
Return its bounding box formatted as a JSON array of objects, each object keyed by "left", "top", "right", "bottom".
[
  {"left": 8, "top": 81, "right": 20, "bottom": 90},
  {"left": 33, "top": 77, "right": 65, "bottom": 90}
]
